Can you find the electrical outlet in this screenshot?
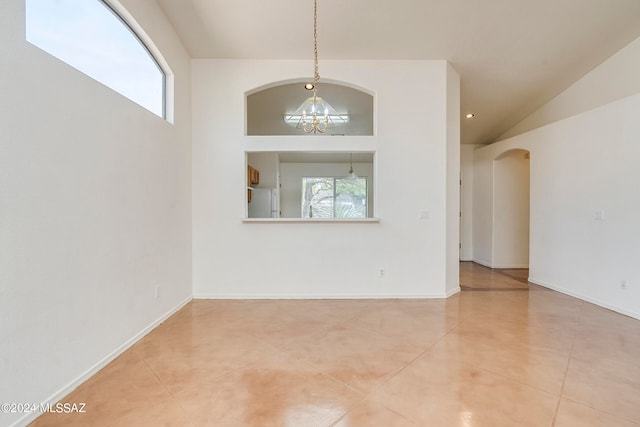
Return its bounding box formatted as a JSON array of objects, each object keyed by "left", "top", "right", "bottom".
[
  {"left": 154, "top": 286, "right": 160, "bottom": 299},
  {"left": 620, "top": 280, "right": 627, "bottom": 290},
  {"left": 379, "top": 269, "right": 385, "bottom": 278}
]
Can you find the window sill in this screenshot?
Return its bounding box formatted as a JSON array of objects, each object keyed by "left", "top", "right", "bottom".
[{"left": 242, "top": 218, "right": 380, "bottom": 223}]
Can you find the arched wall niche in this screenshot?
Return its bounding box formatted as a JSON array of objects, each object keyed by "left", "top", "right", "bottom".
[{"left": 246, "top": 79, "right": 374, "bottom": 136}]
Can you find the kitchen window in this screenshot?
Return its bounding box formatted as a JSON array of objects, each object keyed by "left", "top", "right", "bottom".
[{"left": 302, "top": 177, "right": 367, "bottom": 219}]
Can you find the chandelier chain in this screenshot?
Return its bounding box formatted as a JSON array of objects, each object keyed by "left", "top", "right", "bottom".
[
  {"left": 283, "top": 0, "right": 347, "bottom": 133},
  {"left": 313, "top": 0, "right": 320, "bottom": 85}
]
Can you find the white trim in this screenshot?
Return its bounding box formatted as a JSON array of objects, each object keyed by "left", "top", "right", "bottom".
[
  {"left": 193, "top": 293, "right": 451, "bottom": 300},
  {"left": 459, "top": 257, "right": 474, "bottom": 262},
  {"left": 469, "top": 258, "right": 528, "bottom": 269},
  {"left": 491, "top": 264, "right": 529, "bottom": 269},
  {"left": 446, "top": 286, "right": 461, "bottom": 297},
  {"left": 471, "top": 258, "right": 492, "bottom": 268},
  {"left": 15, "top": 296, "right": 192, "bottom": 427},
  {"left": 101, "top": 0, "right": 175, "bottom": 123},
  {"left": 242, "top": 218, "right": 380, "bottom": 223},
  {"left": 528, "top": 277, "right": 640, "bottom": 321}
]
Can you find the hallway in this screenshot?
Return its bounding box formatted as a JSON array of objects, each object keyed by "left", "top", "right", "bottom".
[{"left": 460, "top": 261, "right": 530, "bottom": 291}]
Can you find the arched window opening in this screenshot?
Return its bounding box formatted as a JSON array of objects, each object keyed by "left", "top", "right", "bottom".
[
  {"left": 246, "top": 81, "right": 374, "bottom": 136},
  {"left": 26, "top": 0, "right": 166, "bottom": 118}
]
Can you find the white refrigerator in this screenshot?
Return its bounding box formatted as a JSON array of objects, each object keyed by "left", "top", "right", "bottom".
[{"left": 248, "top": 188, "right": 279, "bottom": 218}]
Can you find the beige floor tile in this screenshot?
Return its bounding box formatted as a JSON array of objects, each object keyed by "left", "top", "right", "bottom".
[
  {"left": 572, "top": 303, "right": 640, "bottom": 368},
  {"left": 173, "top": 353, "right": 364, "bottom": 427},
  {"left": 373, "top": 349, "right": 558, "bottom": 427},
  {"left": 454, "top": 312, "right": 578, "bottom": 355},
  {"left": 461, "top": 290, "right": 583, "bottom": 332},
  {"left": 348, "top": 300, "right": 459, "bottom": 348},
  {"left": 571, "top": 326, "right": 640, "bottom": 368},
  {"left": 108, "top": 398, "right": 193, "bottom": 427},
  {"left": 281, "top": 323, "right": 425, "bottom": 393},
  {"left": 134, "top": 328, "right": 279, "bottom": 396},
  {"left": 578, "top": 303, "right": 640, "bottom": 334},
  {"left": 30, "top": 350, "right": 175, "bottom": 427},
  {"left": 332, "top": 400, "right": 417, "bottom": 426},
  {"left": 563, "top": 357, "right": 640, "bottom": 423},
  {"left": 554, "top": 398, "right": 639, "bottom": 427},
  {"left": 428, "top": 328, "right": 570, "bottom": 394},
  {"left": 295, "top": 299, "right": 390, "bottom": 325}
]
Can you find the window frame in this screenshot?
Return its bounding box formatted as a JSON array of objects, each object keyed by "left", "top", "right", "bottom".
[
  {"left": 99, "top": 0, "right": 167, "bottom": 119},
  {"left": 25, "top": 0, "right": 168, "bottom": 119}
]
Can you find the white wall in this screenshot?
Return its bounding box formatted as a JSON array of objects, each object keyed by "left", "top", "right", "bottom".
[
  {"left": 492, "top": 150, "right": 530, "bottom": 268},
  {"left": 279, "top": 162, "right": 374, "bottom": 218},
  {"left": 473, "top": 93, "right": 640, "bottom": 319},
  {"left": 445, "top": 63, "right": 461, "bottom": 295},
  {"left": 500, "top": 37, "right": 640, "bottom": 140},
  {"left": 192, "top": 59, "right": 460, "bottom": 298},
  {"left": 459, "top": 145, "right": 479, "bottom": 261},
  {"left": 0, "top": 1, "right": 192, "bottom": 425}
]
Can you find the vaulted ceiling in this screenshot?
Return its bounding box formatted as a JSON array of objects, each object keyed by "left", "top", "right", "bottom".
[{"left": 157, "top": 0, "right": 640, "bottom": 145}]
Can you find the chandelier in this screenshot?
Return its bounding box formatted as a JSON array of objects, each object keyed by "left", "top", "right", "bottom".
[{"left": 284, "top": 0, "right": 348, "bottom": 134}]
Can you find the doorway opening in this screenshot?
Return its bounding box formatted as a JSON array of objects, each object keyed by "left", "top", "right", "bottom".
[
  {"left": 492, "top": 149, "right": 530, "bottom": 269},
  {"left": 459, "top": 261, "right": 529, "bottom": 291}
]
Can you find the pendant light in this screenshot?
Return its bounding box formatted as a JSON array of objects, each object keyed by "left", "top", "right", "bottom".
[
  {"left": 346, "top": 153, "right": 359, "bottom": 180},
  {"left": 283, "top": 0, "right": 348, "bottom": 133}
]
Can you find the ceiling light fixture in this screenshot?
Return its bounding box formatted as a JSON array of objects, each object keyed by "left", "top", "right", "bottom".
[{"left": 284, "top": 0, "right": 348, "bottom": 134}]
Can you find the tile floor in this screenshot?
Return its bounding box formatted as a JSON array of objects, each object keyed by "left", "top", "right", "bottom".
[{"left": 30, "top": 263, "right": 640, "bottom": 426}]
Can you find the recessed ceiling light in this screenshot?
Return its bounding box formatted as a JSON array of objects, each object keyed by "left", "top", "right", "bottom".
[{"left": 466, "top": 113, "right": 475, "bottom": 119}]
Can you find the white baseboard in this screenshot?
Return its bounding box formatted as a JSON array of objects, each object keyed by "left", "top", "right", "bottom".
[
  {"left": 446, "top": 286, "right": 461, "bottom": 297},
  {"left": 471, "top": 258, "right": 492, "bottom": 268},
  {"left": 14, "top": 296, "right": 192, "bottom": 427},
  {"left": 491, "top": 264, "right": 529, "bottom": 269},
  {"left": 470, "top": 258, "right": 528, "bottom": 269},
  {"left": 193, "top": 293, "right": 453, "bottom": 300},
  {"left": 528, "top": 277, "right": 640, "bottom": 321},
  {"left": 459, "top": 257, "right": 474, "bottom": 262}
]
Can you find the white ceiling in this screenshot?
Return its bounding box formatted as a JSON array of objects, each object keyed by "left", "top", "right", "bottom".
[{"left": 157, "top": 0, "right": 640, "bottom": 145}]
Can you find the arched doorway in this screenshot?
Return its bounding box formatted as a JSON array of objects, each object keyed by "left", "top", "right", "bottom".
[{"left": 492, "top": 149, "right": 531, "bottom": 268}]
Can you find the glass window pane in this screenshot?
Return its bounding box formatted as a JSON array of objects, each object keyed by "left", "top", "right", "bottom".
[
  {"left": 336, "top": 178, "right": 367, "bottom": 218},
  {"left": 302, "top": 177, "right": 367, "bottom": 219},
  {"left": 302, "top": 177, "right": 334, "bottom": 218},
  {"left": 26, "top": 0, "right": 164, "bottom": 117}
]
